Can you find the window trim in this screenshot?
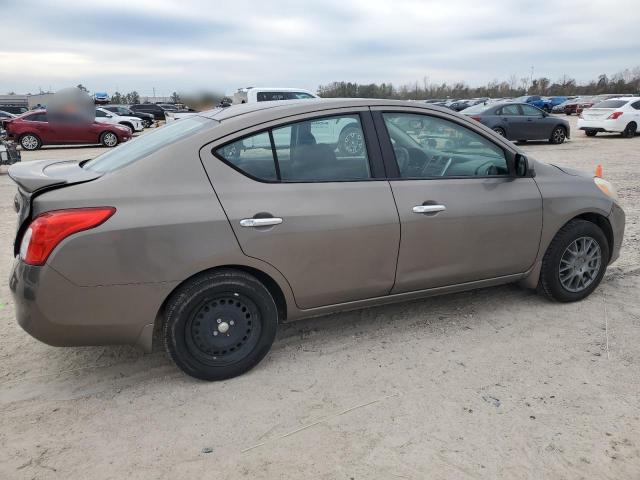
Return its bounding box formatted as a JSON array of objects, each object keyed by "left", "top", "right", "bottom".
[
  {"left": 211, "top": 110, "right": 386, "bottom": 184},
  {"left": 371, "top": 109, "right": 517, "bottom": 180}
]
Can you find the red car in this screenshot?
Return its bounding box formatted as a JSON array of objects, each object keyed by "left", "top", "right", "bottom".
[{"left": 2, "top": 110, "right": 131, "bottom": 150}]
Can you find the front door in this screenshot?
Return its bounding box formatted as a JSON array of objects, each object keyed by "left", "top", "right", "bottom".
[
  {"left": 374, "top": 109, "right": 542, "bottom": 293},
  {"left": 201, "top": 110, "right": 400, "bottom": 309}
]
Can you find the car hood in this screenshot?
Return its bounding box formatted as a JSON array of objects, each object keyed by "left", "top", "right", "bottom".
[{"left": 549, "top": 163, "right": 592, "bottom": 178}]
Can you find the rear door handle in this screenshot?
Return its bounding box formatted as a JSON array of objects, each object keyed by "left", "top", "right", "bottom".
[
  {"left": 412, "top": 205, "right": 446, "bottom": 214},
  {"left": 240, "top": 217, "right": 283, "bottom": 227}
]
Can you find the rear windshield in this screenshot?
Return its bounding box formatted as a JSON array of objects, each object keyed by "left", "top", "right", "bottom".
[
  {"left": 592, "top": 100, "right": 628, "bottom": 109},
  {"left": 83, "top": 116, "right": 214, "bottom": 173},
  {"left": 461, "top": 102, "right": 492, "bottom": 114}
]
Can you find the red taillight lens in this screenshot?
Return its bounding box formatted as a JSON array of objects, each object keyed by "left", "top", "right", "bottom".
[
  {"left": 470, "top": 115, "right": 481, "bottom": 122},
  {"left": 607, "top": 111, "right": 623, "bottom": 120},
  {"left": 20, "top": 207, "right": 115, "bottom": 265}
]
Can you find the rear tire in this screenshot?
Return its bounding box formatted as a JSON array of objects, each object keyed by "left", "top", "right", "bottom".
[
  {"left": 19, "top": 133, "right": 41, "bottom": 150},
  {"left": 492, "top": 127, "right": 506, "bottom": 137},
  {"left": 622, "top": 122, "right": 637, "bottom": 138},
  {"left": 538, "top": 219, "right": 609, "bottom": 302},
  {"left": 164, "top": 270, "right": 278, "bottom": 381},
  {"left": 549, "top": 126, "right": 567, "bottom": 144},
  {"left": 585, "top": 130, "right": 598, "bottom": 137},
  {"left": 100, "top": 131, "right": 119, "bottom": 147}
]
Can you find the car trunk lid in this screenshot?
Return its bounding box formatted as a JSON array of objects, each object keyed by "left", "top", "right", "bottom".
[
  {"left": 8, "top": 159, "right": 103, "bottom": 240},
  {"left": 581, "top": 108, "right": 616, "bottom": 120}
]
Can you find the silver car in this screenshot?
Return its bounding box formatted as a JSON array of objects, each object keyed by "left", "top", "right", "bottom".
[{"left": 9, "top": 99, "right": 625, "bottom": 380}]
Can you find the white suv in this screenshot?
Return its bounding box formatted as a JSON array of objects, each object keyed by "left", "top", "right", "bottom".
[
  {"left": 577, "top": 97, "right": 640, "bottom": 137},
  {"left": 232, "top": 87, "right": 318, "bottom": 104},
  {"left": 95, "top": 107, "right": 144, "bottom": 132}
]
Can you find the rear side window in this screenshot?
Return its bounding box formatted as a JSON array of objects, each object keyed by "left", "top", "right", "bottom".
[
  {"left": 25, "top": 113, "right": 47, "bottom": 122},
  {"left": 632, "top": 101, "right": 640, "bottom": 110},
  {"left": 499, "top": 105, "right": 521, "bottom": 116},
  {"left": 382, "top": 112, "right": 508, "bottom": 178},
  {"left": 287, "top": 92, "right": 315, "bottom": 99},
  {"left": 256, "top": 92, "right": 287, "bottom": 102},
  {"left": 215, "top": 114, "right": 371, "bottom": 182},
  {"left": 521, "top": 105, "right": 542, "bottom": 116}
]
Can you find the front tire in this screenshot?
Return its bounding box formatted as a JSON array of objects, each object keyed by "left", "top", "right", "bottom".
[
  {"left": 164, "top": 270, "right": 278, "bottom": 381},
  {"left": 549, "top": 126, "right": 567, "bottom": 144},
  {"left": 20, "top": 133, "right": 41, "bottom": 150},
  {"left": 585, "top": 130, "right": 597, "bottom": 137},
  {"left": 100, "top": 131, "right": 119, "bottom": 147},
  {"left": 622, "top": 122, "right": 637, "bottom": 138},
  {"left": 538, "top": 219, "right": 609, "bottom": 302}
]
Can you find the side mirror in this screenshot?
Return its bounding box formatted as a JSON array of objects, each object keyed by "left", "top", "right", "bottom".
[{"left": 514, "top": 154, "right": 530, "bottom": 177}]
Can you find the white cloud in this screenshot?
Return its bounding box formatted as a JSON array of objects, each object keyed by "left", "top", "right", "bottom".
[{"left": 1, "top": 0, "right": 638, "bottom": 95}]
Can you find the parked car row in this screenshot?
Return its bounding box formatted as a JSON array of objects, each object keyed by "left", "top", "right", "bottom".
[{"left": 1, "top": 110, "right": 133, "bottom": 150}]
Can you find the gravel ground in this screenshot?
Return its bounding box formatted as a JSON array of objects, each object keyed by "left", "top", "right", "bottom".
[{"left": 1, "top": 116, "right": 639, "bottom": 479}]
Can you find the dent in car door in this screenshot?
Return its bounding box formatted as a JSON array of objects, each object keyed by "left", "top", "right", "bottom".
[{"left": 200, "top": 110, "right": 400, "bottom": 310}]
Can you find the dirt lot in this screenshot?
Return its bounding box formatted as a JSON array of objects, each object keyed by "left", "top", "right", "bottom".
[{"left": 1, "top": 116, "right": 639, "bottom": 479}]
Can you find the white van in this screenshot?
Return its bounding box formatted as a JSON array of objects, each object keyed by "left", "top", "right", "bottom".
[{"left": 232, "top": 87, "right": 319, "bottom": 104}]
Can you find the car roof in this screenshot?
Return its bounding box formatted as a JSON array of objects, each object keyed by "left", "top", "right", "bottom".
[{"left": 198, "top": 98, "right": 454, "bottom": 124}]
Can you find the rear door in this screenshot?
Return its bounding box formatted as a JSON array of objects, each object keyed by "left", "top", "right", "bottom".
[
  {"left": 200, "top": 109, "right": 400, "bottom": 309},
  {"left": 373, "top": 108, "right": 542, "bottom": 293}
]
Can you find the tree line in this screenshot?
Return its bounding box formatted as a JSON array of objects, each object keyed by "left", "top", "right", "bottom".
[{"left": 317, "top": 67, "right": 640, "bottom": 99}]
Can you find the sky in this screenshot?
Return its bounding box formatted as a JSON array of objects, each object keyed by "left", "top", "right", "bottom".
[{"left": 1, "top": 0, "right": 639, "bottom": 97}]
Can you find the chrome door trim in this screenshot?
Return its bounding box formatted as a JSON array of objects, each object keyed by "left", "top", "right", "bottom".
[
  {"left": 412, "top": 205, "right": 446, "bottom": 214},
  {"left": 239, "top": 217, "right": 283, "bottom": 227}
]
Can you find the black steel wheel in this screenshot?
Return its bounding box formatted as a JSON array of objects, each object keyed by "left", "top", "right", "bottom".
[{"left": 164, "top": 270, "right": 278, "bottom": 380}]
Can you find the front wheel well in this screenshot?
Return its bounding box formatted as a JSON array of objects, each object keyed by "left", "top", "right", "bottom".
[{"left": 572, "top": 212, "right": 613, "bottom": 261}]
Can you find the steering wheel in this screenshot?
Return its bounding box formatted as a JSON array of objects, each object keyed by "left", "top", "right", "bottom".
[{"left": 393, "top": 146, "right": 410, "bottom": 173}]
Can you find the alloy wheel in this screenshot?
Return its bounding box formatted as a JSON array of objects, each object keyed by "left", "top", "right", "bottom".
[
  {"left": 552, "top": 127, "right": 566, "bottom": 144},
  {"left": 103, "top": 132, "right": 117, "bottom": 147},
  {"left": 21, "top": 135, "right": 39, "bottom": 150},
  {"left": 559, "top": 236, "right": 602, "bottom": 293}
]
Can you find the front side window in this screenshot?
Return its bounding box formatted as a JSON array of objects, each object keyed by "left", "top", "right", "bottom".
[
  {"left": 382, "top": 112, "right": 508, "bottom": 178},
  {"left": 25, "top": 113, "right": 47, "bottom": 122},
  {"left": 215, "top": 114, "right": 371, "bottom": 182},
  {"left": 95, "top": 110, "right": 107, "bottom": 117},
  {"left": 287, "top": 92, "right": 315, "bottom": 99}
]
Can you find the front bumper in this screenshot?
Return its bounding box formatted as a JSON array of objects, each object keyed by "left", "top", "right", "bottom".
[
  {"left": 608, "top": 202, "right": 625, "bottom": 264},
  {"left": 9, "top": 259, "right": 176, "bottom": 352}
]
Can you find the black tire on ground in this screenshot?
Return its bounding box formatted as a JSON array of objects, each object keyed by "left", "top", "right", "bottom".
[
  {"left": 142, "top": 120, "right": 151, "bottom": 128},
  {"left": 100, "top": 131, "right": 119, "bottom": 147},
  {"left": 164, "top": 270, "right": 279, "bottom": 381},
  {"left": 585, "top": 130, "right": 598, "bottom": 137},
  {"left": 492, "top": 127, "right": 506, "bottom": 137},
  {"left": 19, "top": 133, "right": 42, "bottom": 150},
  {"left": 565, "top": 112, "right": 572, "bottom": 116},
  {"left": 549, "top": 126, "right": 567, "bottom": 144},
  {"left": 622, "top": 122, "right": 637, "bottom": 138},
  {"left": 338, "top": 125, "right": 365, "bottom": 156},
  {"left": 538, "top": 219, "right": 609, "bottom": 302}
]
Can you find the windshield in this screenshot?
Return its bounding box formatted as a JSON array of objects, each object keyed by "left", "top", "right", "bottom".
[
  {"left": 83, "top": 116, "right": 214, "bottom": 173},
  {"left": 593, "top": 100, "right": 628, "bottom": 108}
]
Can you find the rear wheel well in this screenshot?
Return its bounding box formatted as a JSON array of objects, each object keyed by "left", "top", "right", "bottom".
[
  {"left": 572, "top": 212, "right": 613, "bottom": 261},
  {"left": 153, "top": 265, "right": 288, "bottom": 347}
]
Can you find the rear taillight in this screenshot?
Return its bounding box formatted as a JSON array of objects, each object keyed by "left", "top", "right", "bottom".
[
  {"left": 607, "top": 112, "right": 623, "bottom": 120},
  {"left": 20, "top": 207, "right": 115, "bottom": 265},
  {"left": 470, "top": 115, "right": 481, "bottom": 122}
]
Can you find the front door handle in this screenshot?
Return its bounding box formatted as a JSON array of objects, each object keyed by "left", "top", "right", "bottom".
[
  {"left": 240, "top": 217, "right": 283, "bottom": 227},
  {"left": 412, "top": 205, "right": 446, "bottom": 214}
]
